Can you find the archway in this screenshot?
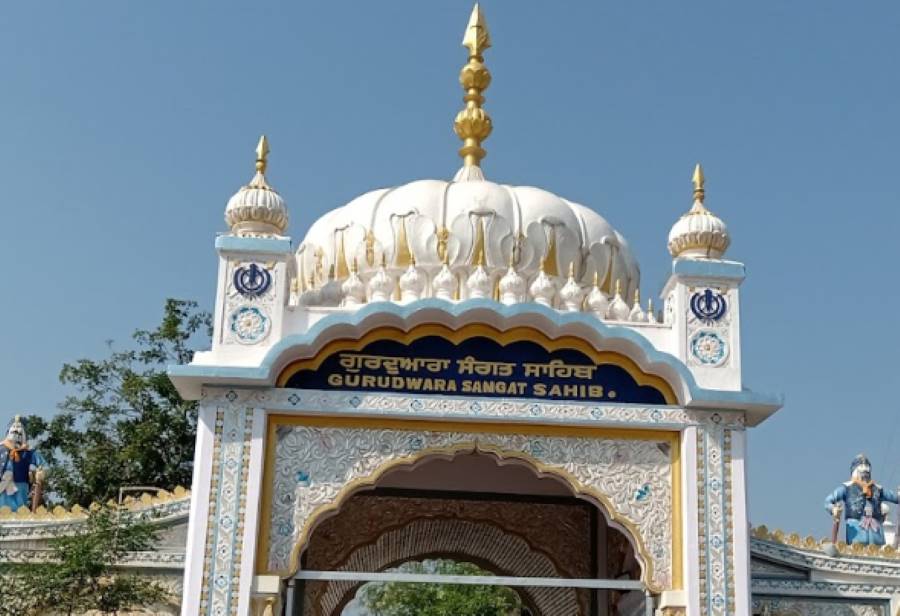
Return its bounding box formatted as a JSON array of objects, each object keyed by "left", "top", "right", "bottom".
[{"left": 288, "top": 450, "right": 648, "bottom": 616}]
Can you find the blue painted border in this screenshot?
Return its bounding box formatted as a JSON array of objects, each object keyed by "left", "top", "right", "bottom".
[
  {"left": 672, "top": 258, "right": 745, "bottom": 281},
  {"left": 168, "top": 299, "right": 782, "bottom": 409},
  {"left": 215, "top": 234, "right": 292, "bottom": 255}
]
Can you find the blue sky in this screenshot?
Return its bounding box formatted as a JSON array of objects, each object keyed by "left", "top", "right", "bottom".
[{"left": 1, "top": 2, "right": 898, "bottom": 537}]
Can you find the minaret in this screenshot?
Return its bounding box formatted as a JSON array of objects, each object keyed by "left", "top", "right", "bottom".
[
  {"left": 213, "top": 136, "right": 293, "bottom": 350},
  {"left": 453, "top": 4, "right": 493, "bottom": 182},
  {"left": 662, "top": 163, "right": 743, "bottom": 390}
]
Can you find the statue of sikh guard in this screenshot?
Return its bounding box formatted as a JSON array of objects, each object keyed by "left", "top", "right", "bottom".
[
  {"left": 0, "top": 415, "right": 46, "bottom": 511},
  {"left": 825, "top": 454, "right": 898, "bottom": 545}
]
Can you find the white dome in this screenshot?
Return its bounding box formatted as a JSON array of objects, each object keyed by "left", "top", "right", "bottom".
[
  {"left": 295, "top": 178, "right": 640, "bottom": 301},
  {"left": 667, "top": 201, "right": 730, "bottom": 259},
  {"left": 224, "top": 136, "right": 289, "bottom": 237},
  {"left": 668, "top": 164, "right": 730, "bottom": 259},
  {"left": 225, "top": 170, "right": 288, "bottom": 237}
]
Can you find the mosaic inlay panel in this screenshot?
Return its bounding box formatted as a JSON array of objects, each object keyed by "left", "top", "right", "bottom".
[
  {"left": 266, "top": 423, "right": 675, "bottom": 590},
  {"left": 199, "top": 406, "right": 253, "bottom": 616}
]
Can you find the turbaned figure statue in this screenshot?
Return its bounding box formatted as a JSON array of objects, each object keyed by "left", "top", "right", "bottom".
[
  {"left": 0, "top": 415, "right": 46, "bottom": 512},
  {"left": 825, "top": 454, "right": 898, "bottom": 546}
]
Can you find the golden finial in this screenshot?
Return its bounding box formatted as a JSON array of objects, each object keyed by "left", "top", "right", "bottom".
[
  {"left": 351, "top": 257, "right": 359, "bottom": 274},
  {"left": 462, "top": 3, "right": 491, "bottom": 56},
  {"left": 615, "top": 279, "right": 622, "bottom": 296},
  {"left": 692, "top": 163, "right": 705, "bottom": 204},
  {"left": 454, "top": 4, "right": 493, "bottom": 173},
  {"left": 634, "top": 288, "right": 641, "bottom": 305},
  {"left": 593, "top": 271, "right": 600, "bottom": 288},
  {"left": 255, "top": 135, "right": 270, "bottom": 174},
  {"left": 568, "top": 262, "right": 575, "bottom": 278}
]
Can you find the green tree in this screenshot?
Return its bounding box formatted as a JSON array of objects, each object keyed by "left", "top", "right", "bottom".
[
  {"left": 26, "top": 299, "right": 211, "bottom": 507},
  {"left": 360, "top": 560, "right": 524, "bottom": 616},
  {"left": 0, "top": 507, "right": 168, "bottom": 615}
]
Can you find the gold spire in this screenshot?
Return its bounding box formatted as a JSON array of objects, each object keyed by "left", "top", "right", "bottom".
[
  {"left": 568, "top": 262, "right": 575, "bottom": 278},
  {"left": 255, "top": 135, "right": 270, "bottom": 174},
  {"left": 454, "top": 4, "right": 493, "bottom": 171},
  {"left": 592, "top": 271, "right": 600, "bottom": 288},
  {"left": 692, "top": 163, "right": 705, "bottom": 205},
  {"left": 633, "top": 288, "right": 641, "bottom": 305}
]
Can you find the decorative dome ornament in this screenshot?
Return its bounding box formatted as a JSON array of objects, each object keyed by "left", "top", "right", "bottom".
[
  {"left": 667, "top": 164, "right": 730, "bottom": 259},
  {"left": 399, "top": 258, "right": 427, "bottom": 302},
  {"left": 529, "top": 265, "right": 557, "bottom": 308},
  {"left": 586, "top": 272, "right": 610, "bottom": 318},
  {"left": 559, "top": 263, "right": 586, "bottom": 312},
  {"left": 224, "top": 136, "right": 289, "bottom": 237},
  {"left": 453, "top": 4, "right": 493, "bottom": 182},
  {"left": 629, "top": 289, "right": 647, "bottom": 322},
  {"left": 368, "top": 255, "right": 395, "bottom": 303},
  {"left": 341, "top": 259, "right": 367, "bottom": 307},
  {"left": 607, "top": 280, "right": 630, "bottom": 321},
  {"left": 498, "top": 260, "right": 526, "bottom": 305},
  {"left": 433, "top": 257, "right": 458, "bottom": 301}
]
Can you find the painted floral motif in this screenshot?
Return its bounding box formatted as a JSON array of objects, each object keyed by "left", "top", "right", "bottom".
[
  {"left": 268, "top": 424, "right": 674, "bottom": 590},
  {"left": 229, "top": 306, "right": 270, "bottom": 344},
  {"left": 690, "top": 330, "right": 728, "bottom": 366}
]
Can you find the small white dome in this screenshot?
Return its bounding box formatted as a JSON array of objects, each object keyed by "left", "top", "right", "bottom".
[
  {"left": 224, "top": 137, "right": 288, "bottom": 237},
  {"left": 498, "top": 266, "right": 526, "bottom": 305},
  {"left": 607, "top": 282, "right": 630, "bottom": 321},
  {"left": 433, "top": 263, "right": 458, "bottom": 301},
  {"left": 529, "top": 269, "right": 557, "bottom": 307},
  {"left": 466, "top": 265, "right": 492, "bottom": 299},
  {"left": 668, "top": 164, "right": 730, "bottom": 259},
  {"left": 399, "top": 263, "right": 427, "bottom": 302},
  {"left": 667, "top": 201, "right": 730, "bottom": 259}
]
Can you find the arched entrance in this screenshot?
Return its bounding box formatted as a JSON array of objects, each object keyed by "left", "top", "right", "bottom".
[{"left": 286, "top": 450, "right": 649, "bottom": 616}]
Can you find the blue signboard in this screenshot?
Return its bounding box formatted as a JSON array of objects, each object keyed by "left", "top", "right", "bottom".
[{"left": 280, "top": 334, "right": 669, "bottom": 405}]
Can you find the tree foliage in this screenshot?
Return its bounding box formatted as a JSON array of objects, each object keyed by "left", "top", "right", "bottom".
[
  {"left": 360, "top": 560, "right": 524, "bottom": 616},
  {"left": 0, "top": 507, "right": 168, "bottom": 615},
  {"left": 26, "top": 299, "right": 211, "bottom": 506}
]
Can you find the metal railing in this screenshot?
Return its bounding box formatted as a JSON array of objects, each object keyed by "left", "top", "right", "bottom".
[{"left": 289, "top": 569, "right": 655, "bottom": 616}]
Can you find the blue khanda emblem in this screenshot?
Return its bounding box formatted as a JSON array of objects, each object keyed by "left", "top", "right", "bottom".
[
  {"left": 690, "top": 288, "right": 727, "bottom": 323},
  {"left": 233, "top": 263, "right": 272, "bottom": 298}
]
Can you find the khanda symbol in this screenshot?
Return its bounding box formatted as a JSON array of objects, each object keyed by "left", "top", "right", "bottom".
[
  {"left": 234, "top": 263, "right": 272, "bottom": 298},
  {"left": 690, "top": 288, "right": 727, "bottom": 323}
]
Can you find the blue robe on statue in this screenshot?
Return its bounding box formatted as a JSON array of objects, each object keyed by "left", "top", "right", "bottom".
[
  {"left": 0, "top": 445, "right": 45, "bottom": 511},
  {"left": 825, "top": 482, "right": 899, "bottom": 545}
]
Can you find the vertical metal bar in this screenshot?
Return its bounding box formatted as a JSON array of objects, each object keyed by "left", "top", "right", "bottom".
[
  {"left": 284, "top": 579, "right": 296, "bottom": 616},
  {"left": 644, "top": 590, "right": 654, "bottom": 616}
]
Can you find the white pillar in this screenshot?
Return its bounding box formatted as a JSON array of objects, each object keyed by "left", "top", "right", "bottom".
[{"left": 180, "top": 402, "right": 217, "bottom": 615}]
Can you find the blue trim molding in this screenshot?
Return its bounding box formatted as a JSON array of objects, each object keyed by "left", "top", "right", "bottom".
[
  {"left": 215, "top": 234, "right": 292, "bottom": 255},
  {"left": 672, "top": 258, "right": 746, "bottom": 282}
]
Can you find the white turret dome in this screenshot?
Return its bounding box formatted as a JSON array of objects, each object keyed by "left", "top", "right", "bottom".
[
  {"left": 668, "top": 164, "right": 730, "bottom": 259},
  {"left": 294, "top": 178, "right": 640, "bottom": 301},
  {"left": 224, "top": 136, "right": 289, "bottom": 237}
]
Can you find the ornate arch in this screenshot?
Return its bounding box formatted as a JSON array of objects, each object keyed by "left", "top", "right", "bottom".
[
  {"left": 259, "top": 416, "right": 678, "bottom": 592},
  {"left": 305, "top": 518, "right": 582, "bottom": 616}
]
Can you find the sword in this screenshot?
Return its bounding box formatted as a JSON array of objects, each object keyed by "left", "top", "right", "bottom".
[{"left": 830, "top": 503, "right": 843, "bottom": 544}]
